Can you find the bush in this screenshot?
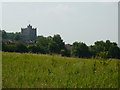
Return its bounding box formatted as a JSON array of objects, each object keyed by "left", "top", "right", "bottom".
[
  {"left": 98, "top": 51, "right": 109, "bottom": 59},
  {"left": 15, "top": 43, "right": 28, "bottom": 53},
  {"left": 60, "top": 49, "right": 70, "bottom": 57}
]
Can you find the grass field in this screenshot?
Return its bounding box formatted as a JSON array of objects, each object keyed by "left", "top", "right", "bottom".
[{"left": 2, "top": 52, "right": 119, "bottom": 88}]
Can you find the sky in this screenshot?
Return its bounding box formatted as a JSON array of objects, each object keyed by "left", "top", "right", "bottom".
[{"left": 2, "top": 2, "right": 118, "bottom": 45}]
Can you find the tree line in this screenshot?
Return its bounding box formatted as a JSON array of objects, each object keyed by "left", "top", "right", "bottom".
[
  {"left": 2, "top": 32, "right": 120, "bottom": 59},
  {"left": 1, "top": 30, "right": 120, "bottom": 59},
  {"left": 0, "top": 30, "right": 21, "bottom": 40}
]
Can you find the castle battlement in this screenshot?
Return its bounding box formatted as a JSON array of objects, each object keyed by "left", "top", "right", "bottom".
[{"left": 21, "top": 24, "right": 37, "bottom": 41}]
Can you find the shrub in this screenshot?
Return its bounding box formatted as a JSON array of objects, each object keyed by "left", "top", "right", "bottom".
[{"left": 98, "top": 51, "right": 109, "bottom": 59}]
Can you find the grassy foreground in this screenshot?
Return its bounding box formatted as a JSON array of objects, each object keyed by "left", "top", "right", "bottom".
[{"left": 2, "top": 52, "right": 119, "bottom": 88}]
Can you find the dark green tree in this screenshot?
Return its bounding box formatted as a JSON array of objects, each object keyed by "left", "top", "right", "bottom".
[
  {"left": 28, "top": 45, "right": 38, "bottom": 53},
  {"left": 14, "top": 32, "right": 21, "bottom": 40},
  {"left": 1, "top": 30, "right": 7, "bottom": 39},
  {"left": 105, "top": 40, "right": 111, "bottom": 51},
  {"left": 72, "top": 42, "right": 81, "bottom": 57},
  {"left": 15, "top": 43, "right": 28, "bottom": 53},
  {"left": 52, "top": 34, "right": 65, "bottom": 54},
  {"left": 89, "top": 40, "right": 120, "bottom": 59},
  {"left": 60, "top": 49, "right": 70, "bottom": 57},
  {"left": 72, "top": 42, "right": 89, "bottom": 58},
  {"left": 108, "top": 45, "right": 120, "bottom": 59},
  {"left": 94, "top": 40, "right": 106, "bottom": 54},
  {"left": 37, "top": 37, "right": 52, "bottom": 54},
  {"left": 2, "top": 42, "right": 16, "bottom": 52},
  {"left": 48, "top": 40, "right": 59, "bottom": 54}
]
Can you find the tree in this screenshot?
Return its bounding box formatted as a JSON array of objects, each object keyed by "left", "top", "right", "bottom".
[
  {"left": 7, "top": 45, "right": 16, "bottom": 52},
  {"left": 2, "top": 30, "right": 7, "bottom": 39},
  {"left": 89, "top": 45, "right": 97, "bottom": 57},
  {"left": 48, "top": 41, "right": 58, "bottom": 54},
  {"left": 2, "top": 42, "right": 16, "bottom": 52},
  {"left": 52, "top": 34, "right": 65, "bottom": 54},
  {"left": 28, "top": 45, "right": 38, "bottom": 53},
  {"left": 37, "top": 37, "right": 52, "bottom": 54},
  {"left": 108, "top": 45, "right": 120, "bottom": 59},
  {"left": 90, "top": 40, "right": 120, "bottom": 59},
  {"left": 1, "top": 30, "right": 22, "bottom": 40},
  {"left": 72, "top": 42, "right": 81, "bottom": 57},
  {"left": 14, "top": 32, "right": 21, "bottom": 40},
  {"left": 94, "top": 40, "right": 106, "bottom": 54},
  {"left": 6, "top": 33, "right": 15, "bottom": 40},
  {"left": 60, "top": 49, "right": 70, "bottom": 57},
  {"left": 105, "top": 40, "right": 111, "bottom": 51},
  {"left": 15, "top": 43, "right": 28, "bottom": 53},
  {"left": 71, "top": 42, "right": 89, "bottom": 58}
]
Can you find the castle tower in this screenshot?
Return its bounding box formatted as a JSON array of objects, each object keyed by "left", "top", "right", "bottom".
[{"left": 21, "top": 24, "right": 37, "bottom": 41}]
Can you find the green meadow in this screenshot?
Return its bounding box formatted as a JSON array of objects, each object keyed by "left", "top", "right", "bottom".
[{"left": 2, "top": 52, "right": 119, "bottom": 88}]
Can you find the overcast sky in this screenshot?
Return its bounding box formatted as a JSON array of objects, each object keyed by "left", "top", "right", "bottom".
[{"left": 2, "top": 2, "right": 118, "bottom": 45}]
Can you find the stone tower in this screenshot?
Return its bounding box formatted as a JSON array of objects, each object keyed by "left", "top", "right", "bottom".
[{"left": 21, "top": 24, "right": 37, "bottom": 41}]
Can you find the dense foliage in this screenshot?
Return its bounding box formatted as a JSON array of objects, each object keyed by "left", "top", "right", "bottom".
[
  {"left": 1, "top": 30, "right": 120, "bottom": 59},
  {"left": 1, "top": 30, "right": 21, "bottom": 40}
]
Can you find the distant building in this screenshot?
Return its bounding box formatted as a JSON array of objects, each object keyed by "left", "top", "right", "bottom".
[
  {"left": 65, "top": 44, "right": 72, "bottom": 50},
  {"left": 21, "top": 24, "right": 37, "bottom": 42}
]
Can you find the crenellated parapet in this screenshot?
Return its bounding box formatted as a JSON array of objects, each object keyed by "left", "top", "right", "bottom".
[{"left": 21, "top": 24, "right": 37, "bottom": 42}]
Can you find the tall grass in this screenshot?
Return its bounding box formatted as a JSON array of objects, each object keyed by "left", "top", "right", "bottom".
[{"left": 2, "top": 52, "right": 119, "bottom": 88}]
